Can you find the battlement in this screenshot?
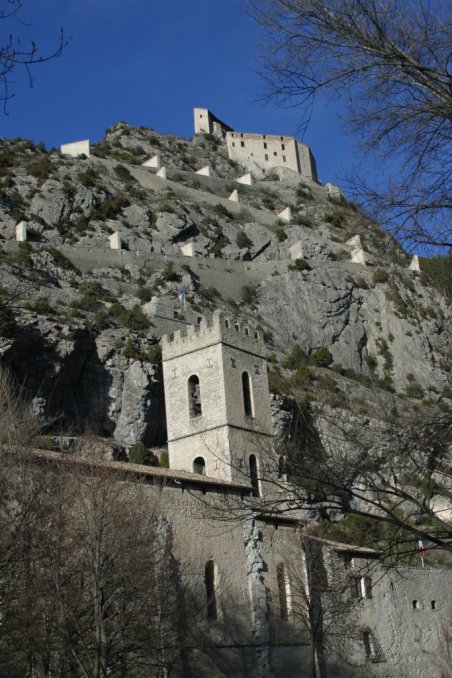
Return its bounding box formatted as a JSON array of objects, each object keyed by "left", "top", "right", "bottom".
[{"left": 162, "top": 310, "right": 265, "bottom": 361}]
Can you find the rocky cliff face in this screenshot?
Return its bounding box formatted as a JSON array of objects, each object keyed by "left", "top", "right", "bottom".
[{"left": 0, "top": 122, "right": 450, "bottom": 447}]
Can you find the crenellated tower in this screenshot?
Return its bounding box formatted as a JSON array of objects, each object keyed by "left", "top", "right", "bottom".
[{"left": 162, "top": 310, "right": 273, "bottom": 488}]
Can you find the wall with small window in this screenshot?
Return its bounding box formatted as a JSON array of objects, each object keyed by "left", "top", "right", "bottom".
[{"left": 225, "top": 131, "right": 316, "bottom": 179}]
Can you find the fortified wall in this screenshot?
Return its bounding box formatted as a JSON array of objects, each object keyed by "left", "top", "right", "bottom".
[
  {"left": 194, "top": 107, "right": 318, "bottom": 181},
  {"left": 33, "top": 450, "right": 452, "bottom": 678}
]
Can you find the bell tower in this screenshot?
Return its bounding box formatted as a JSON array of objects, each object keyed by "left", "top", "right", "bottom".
[{"left": 161, "top": 310, "right": 273, "bottom": 487}]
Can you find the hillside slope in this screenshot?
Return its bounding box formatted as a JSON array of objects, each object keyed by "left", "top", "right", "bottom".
[{"left": 0, "top": 122, "right": 450, "bottom": 446}]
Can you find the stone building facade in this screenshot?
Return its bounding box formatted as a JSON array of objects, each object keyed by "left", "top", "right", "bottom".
[
  {"left": 193, "top": 107, "right": 318, "bottom": 181},
  {"left": 226, "top": 131, "right": 317, "bottom": 181},
  {"left": 158, "top": 310, "right": 452, "bottom": 677},
  {"left": 37, "top": 449, "right": 452, "bottom": 678},
  {"left": 162, "top": 310, "right": 273, "bottom": 486}
]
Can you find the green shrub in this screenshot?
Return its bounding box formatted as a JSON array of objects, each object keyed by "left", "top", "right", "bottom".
[
  {"left": 210, "top": 232, "right": 230, "bottom": 257},
  {"left": 28, "top": 155, "right": 54, "bottom": 180},
  {"left": 236, "top": 231, "right": 252, "bottom": 249},
  {"left": 33, "top": 296, "right": 54, "bottom": 316},
  {"left": 162, "top": 262, "right": 180, "bottom": 282},
  {"left": 109, "top": 303, "right": 151, "bottom": 330},
  {"left": 114, "top": 164, "right": 135, "bottom": 182},
  {"left": 364, "top": 353, "right": 377, "bottom": 372},
  {"left": 146, "top": 344, "right": 162, "bottom": 364},
  {"left": 292, "top": 363, "right": 313, "bottom": 387},
  {"left": 405, "top": 382, "right": 424, "bottom": 399},
  {"left": 135, "top": 286, "right": 153, "bottom": 303},
  {"left": 324, "top": 210, "right": 343, "bottom": 227},
  {"left": 296, "top": 183, "right": 313, "bottom": 201},
  {"left": 240, "top": 285, "right": 257, "bottom": 306},
  {"left": 292, "top": 214, "right": 313, "bottom": 228},
  {"left": 129, "top": 442, "right": 157, "bottom": 466},
  {"left": 212, "top": 203, "right": 231, "bottom": 219},
  {"left": 355, "top": 277, "right": 369, "bottom": 289},
  {"left": 92, "top": 192, "right": 131, "bottom": 220},
  {"left": 289, "top": 258, "right": 312, "bottom": 272},
  {"left": 261, "top": 195, "right": 275, "bottom": 210},
  {"left": 77, "top": 167, "right": 98, "bottom": 188},
  {"left": 276, "top": 227, "right": 287, "bottom": 242},
  {"left": 199, "top": 287, "right": 220, "bottom": 302},
  {"left": 373, "top": 269, "right": 389, "bottom": 284},
  {"left": 282, "top": 344, "right": 308, "bottom": 369},
  {"left": 332, "top": 249, "right": 349, "bottom": 261},
  {"left": 122, "top": 338, "right": 141, "bottom": 360},
  {"left": 310, "top": 347, "right": 333, "bottom": 367}
]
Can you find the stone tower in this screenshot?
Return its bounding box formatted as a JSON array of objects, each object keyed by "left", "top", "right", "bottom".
[{"left": 161, "top": 310, "right": 273, "bottom": 487}]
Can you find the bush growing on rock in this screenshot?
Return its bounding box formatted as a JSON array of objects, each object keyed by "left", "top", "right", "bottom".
[
  {"left": 114, "top": 164, "right": 135, "bottom": 183},
  {"left": 310, "top": 347, "right": 333, "bottom": 367},
  {"left": 128, "top": 442, "right": 157, "bottom": 466},
  {"left": 236, "top": 231, "right": 252, "bottom": 249},
  {"left": 289, "top": 258, "right": 312, "bottom": 272},
  {"left": 276, "top": 227, "right": 287, "bottom": 242},
  {"left": 282, "top": 344, "right": 308, "bottom": 369},
  {"left": 109, "top": 303, "right": 151, "bottom": 331},
  {"left": 373, "top": 269, "right": 390, "bottom": 284}
]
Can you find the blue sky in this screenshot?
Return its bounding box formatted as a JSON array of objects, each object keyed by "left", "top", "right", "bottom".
[{"left": 0, "top": 0, "right": 352, "bottom": 187}]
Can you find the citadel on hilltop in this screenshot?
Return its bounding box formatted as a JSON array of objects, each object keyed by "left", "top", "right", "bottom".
[{"left": 194, "top": 107, "right": 318, "bottom": 181}]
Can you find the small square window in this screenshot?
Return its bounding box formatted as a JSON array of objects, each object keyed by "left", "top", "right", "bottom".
[
  {"left": 241, "top": 141, "right": 245, "bottom": 147},
  {"left": 283, "top": 155, "right": 286, "bottom": 162},
  {"left": 264, "top": 142, "right": 267, "bottom": 149},
  {"left": 274, "top": 151, "right": 277, "bottom": 156},
  {"left": 265, "top": 154, "right": 269, "bottom": 161},
  {"left": 431, "top": 600, "right": 436, "bottom": 610},
  {"left": 232, "top": 141, "right": 235, "bottom": 147},
  {"left": 281, "top": 144, "right": 285, "bottom": 150}
]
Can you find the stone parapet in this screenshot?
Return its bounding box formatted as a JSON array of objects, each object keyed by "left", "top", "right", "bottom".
[{"left": 162, "top": 310, "right": 264, "bottom": 361}]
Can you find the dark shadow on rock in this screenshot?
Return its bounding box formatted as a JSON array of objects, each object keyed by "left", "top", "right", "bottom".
[{"left": 4, "top": 326, "right": 114, "bottom": 436}]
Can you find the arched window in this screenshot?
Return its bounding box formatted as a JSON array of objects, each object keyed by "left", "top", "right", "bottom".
[
  {"left": 188, "top": 375, "right": 202, "bottom": 418},
  {"left": 205, "top": 560, "right": 218, "bottom": 621},
  {"left": 249, "top": 454, "right": 259, "bottom": 497},
  {"left": 242, "top": 371, "right": 254, "bottom": 417},
  {"left": 193, "top": 457, "right": 206, "bottom": 475},
  {"left": 277, "top": 563, "right": 292, "bottom": 620}
]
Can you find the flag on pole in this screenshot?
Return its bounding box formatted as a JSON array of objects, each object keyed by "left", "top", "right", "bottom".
[
  {"left": 418, "top": 539, "right": 425, "bottom": 568},
  {"left": 178, "top": 289, "right": 186, "bottom": 311}
]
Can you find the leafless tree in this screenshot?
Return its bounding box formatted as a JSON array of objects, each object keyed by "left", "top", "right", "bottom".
[
  {"left": 0, "top": 0, "right": 65, "bottom": 111},
  {"left": 287, "top": 533, "right": 366, "bottom": 678},
  {"left": 0, "top": 369, "right": 202, "bottom": 677},
  {"left": 250, "top": 0, "right": 452, "bottom": 250},
  {"left": 207, "top": 384, "right": 451, "bottom": 561}
]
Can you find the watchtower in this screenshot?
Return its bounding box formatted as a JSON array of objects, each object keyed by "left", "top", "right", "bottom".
[{"left": 161, "top": 310, "right": 273, "bottom": 489}]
